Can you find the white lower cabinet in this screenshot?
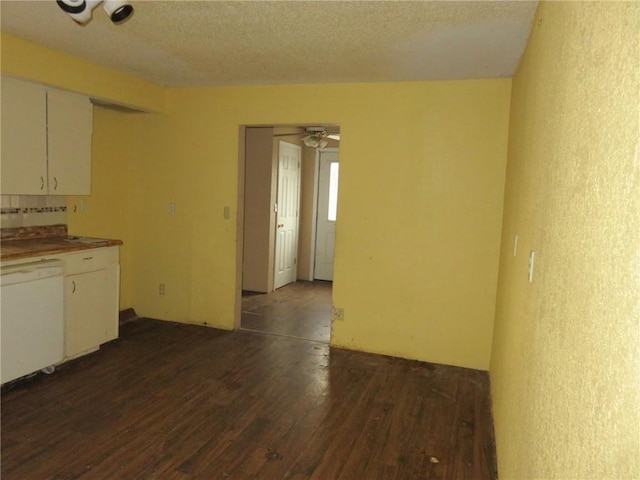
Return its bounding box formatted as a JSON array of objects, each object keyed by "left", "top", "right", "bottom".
[{"left": 60, "top": 247, "right": 120, "bottom": 358}]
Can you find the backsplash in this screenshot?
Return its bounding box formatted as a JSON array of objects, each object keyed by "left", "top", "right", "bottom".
[{"left": 0, "top": 195, "right": 67, "bottom": 228}]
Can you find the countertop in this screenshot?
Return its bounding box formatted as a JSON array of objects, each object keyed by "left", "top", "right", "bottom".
[{"left": 1, "top": 225, "right": 122, "bottom": 262}]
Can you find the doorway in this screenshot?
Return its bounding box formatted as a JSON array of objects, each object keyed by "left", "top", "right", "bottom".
[
  {"left": 313, "top": 148, "right": 339, "bottom": 281},
  {"left": 238, "top": 125, "right": 339, "bottom": 343}
]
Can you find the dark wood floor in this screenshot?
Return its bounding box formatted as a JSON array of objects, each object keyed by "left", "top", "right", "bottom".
[
  {"left": 1, "top": 319, "right": 497, "bottom": 479},
  {"left": 241, "top": 281, "right": 332, "bottom": 343}
]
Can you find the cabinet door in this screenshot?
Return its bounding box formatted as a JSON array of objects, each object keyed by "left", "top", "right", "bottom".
[
  {"left": 0, "top": 77, "right": 48, "bottom": 194},
  {"left": 65, "top": 270, "right": 108, "bottom": 358},
  {"left": 47, "top": 89, "right": 93, "bottom": 195}
]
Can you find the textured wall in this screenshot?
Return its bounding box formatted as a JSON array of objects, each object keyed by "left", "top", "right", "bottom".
[
  {"left": 67, "top": 107, "right": 134, "bottom": 310},
  {"left": 1, "top": 26, "right": 510, "bottom": 371},
  {"left": 1, "top": 34, "right": 163, "bottom": 311},
  {"left": 1, "top": 25, "right": 510, "bottom": 370},
  {"left": 1, "top": 33, "right": 165, "bottom": 112},
  {"left": 490, "top": 2, "right": 640, "bottom": 478},
  {"left": 125, "top": 79, "right": 510, "bottom": 369}
]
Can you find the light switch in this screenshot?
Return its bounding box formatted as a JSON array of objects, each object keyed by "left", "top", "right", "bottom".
[{"left": 168, "top": 203, "right": 176, "bottom": 215}]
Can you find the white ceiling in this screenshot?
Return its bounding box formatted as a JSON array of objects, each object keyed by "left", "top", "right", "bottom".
[{"left": 0, "top": 1, "right": 538, "bottom": 88}]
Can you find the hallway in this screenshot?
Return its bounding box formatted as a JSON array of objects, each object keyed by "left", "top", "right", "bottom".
[{"left": 241, "top": 281, "right": 332, "bottom": 343}]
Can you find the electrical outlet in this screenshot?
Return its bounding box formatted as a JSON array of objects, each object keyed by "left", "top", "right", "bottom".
[
  {"left": 159, "top": 283, "right": 166, "bottom": 295},
  {"left": 332, "top": 306, "right": 345, "bottom": 322}
]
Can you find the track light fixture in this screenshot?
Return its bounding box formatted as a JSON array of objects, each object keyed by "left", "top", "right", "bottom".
[{"left": 57, "top": 0, "right": 134, "bottom": 25}]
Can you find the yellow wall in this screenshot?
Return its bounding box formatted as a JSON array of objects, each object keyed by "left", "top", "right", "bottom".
[
  {"left": 490, "top": 2, "right": 640, "bottom": 478},
  {"left": 127, "top": 80, "right": 511, "bottom": 369},
  {"left": 1, "top": 34, "right": 165, "bottom": 112},
  {"left": 4, "top": 5, "right": 640, "bottom": 473},
  {"left": 243, "top": 127, "right": 275, "bottom": 292},
  {"left": 1, "top": 34, "right": 164, "bottom": 312},
  {"left": 1, "top": 31, "right": 511, "bottom": 370},
  {"left": 67, "top": 106, "right": 134, "bottom": 310}
]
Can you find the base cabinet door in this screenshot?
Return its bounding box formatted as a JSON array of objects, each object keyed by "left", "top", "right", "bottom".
[{"left": 65, "top": 270, "right": 109, "bottom": 358}]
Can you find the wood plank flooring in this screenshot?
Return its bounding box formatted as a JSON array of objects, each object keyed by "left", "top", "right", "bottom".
[
  {"left": 241, "top": 281, "right": 332, "bottom": 343},
  {"left": 1, "top": 319, "right": 497, "bottom": 479}
]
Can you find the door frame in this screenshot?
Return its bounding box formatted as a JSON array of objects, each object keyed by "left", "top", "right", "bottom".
[{"left": 235, "top": 127, "right": 340, "bottom": 331}]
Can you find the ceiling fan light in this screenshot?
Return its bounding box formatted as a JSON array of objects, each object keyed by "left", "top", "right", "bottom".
[{"left": 304, "top": 136, "right": 319, "bottom": 148}]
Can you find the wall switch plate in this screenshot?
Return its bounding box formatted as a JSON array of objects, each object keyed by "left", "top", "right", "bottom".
[
  {"left": 159, "top": 283, "right": 166, "bottom": 295},
  {"left": 168, "top": 203, "right": 176, "bottom": 215}
]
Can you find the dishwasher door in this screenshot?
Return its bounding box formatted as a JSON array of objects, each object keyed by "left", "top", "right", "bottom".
[{"left": 1, "top": 259, "right": 64, "bottom": 384}]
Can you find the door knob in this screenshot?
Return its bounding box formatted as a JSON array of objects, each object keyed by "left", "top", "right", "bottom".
[{"left": 277, "top": 224, "right": 284, "bottom": 228}]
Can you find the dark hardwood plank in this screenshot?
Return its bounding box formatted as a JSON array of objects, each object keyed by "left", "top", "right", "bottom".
[
  {"left": 241, "top": 280, "right": 332, "bottom": 342},
  {"left": 1, "top": 318, "right": 497, "bottom": 479}
]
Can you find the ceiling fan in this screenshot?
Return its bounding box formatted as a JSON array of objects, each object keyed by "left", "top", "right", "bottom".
[{"left": 274, "top": 127, "right": 340, "bottom": 148}]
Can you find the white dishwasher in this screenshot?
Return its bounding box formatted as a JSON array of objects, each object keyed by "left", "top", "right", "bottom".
[{"left": 1, "top": 259, "right": 64, "bottom": 384}]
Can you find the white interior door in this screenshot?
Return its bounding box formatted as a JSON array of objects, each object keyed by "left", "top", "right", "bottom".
[
  {"left": 314, "top": 149, "right": 339, "bottom": 281},
  {"left": 274, "top": 141, "right": 301, "bottom": 289}
]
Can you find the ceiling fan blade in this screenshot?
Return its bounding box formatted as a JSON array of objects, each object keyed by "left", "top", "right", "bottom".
[
  {"left": 272, "top": 132, "right": 306, "bottom": 137},
  {"left": 270, "top": 129, "right": 339, "bottom": 142}
]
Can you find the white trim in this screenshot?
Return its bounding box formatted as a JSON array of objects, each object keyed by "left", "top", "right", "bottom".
[{"left": 308, "top": 149, "right": 320, "bottom": 280}]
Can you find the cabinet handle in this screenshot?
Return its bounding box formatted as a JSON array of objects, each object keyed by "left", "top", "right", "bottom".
[
  {"left": 40, "top": 176, "right": 45, "bottom": 190},
  {"left": 83, "top": 257, "right": 93, "bottom": 261},
  {"left": 72, "top": 280, "right": 76, "bottom": 293},
  {"left": 53, "top": 177, "right": 58, "bottom": 190}
]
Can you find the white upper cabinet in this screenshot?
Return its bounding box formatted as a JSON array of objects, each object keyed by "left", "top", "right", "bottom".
[
  {"left": 0, "top": 77, "right": 93, "bottom": 195},
  {"left": 1, "top": 77, "right": 48, "bottom": 194},
  {"left": 47, "top": 89, "right": 93, "bottom": 195}
]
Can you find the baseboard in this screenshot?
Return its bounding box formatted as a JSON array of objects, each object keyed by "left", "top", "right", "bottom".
[{"left": 119, "top": 308, "right": 139, "bottom": 325}]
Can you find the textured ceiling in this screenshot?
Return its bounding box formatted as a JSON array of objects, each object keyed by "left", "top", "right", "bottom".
[{"left": 0, "top": 1, "right": 538, "bottom": 87}]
